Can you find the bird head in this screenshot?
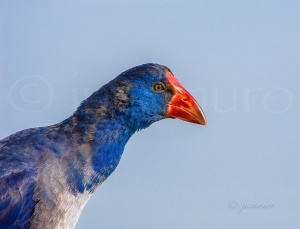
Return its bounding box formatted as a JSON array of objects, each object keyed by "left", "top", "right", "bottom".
[{"left": 112, "top": 63, "right": 206, "bottom": 130}]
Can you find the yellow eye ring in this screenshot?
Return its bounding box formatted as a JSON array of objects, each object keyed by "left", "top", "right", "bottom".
[{"left": 152, "top": 82, "right": 166, "bottom": 92}]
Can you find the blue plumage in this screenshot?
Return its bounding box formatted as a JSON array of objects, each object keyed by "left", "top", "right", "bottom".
[{"left": 0, "top": 63, "right": 206, "bottom": 228}]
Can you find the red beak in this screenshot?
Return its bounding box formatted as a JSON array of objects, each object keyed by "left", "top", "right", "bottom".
[{"left": 166, "top": 72, "right": 207, "bottom": 125}]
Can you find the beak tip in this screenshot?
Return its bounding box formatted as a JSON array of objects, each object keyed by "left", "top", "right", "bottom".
[{"left": 197, "top": 118, "right": 207, "bottom": 126}]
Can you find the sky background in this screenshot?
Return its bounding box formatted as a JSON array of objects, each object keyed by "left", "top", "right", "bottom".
[{"left": 1, "top": 0, "right": 300, "bottom": 228}]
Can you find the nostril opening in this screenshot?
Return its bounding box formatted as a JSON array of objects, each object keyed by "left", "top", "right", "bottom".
[{"left": 183, "top": 98, "right": 188, "bottom": 101}]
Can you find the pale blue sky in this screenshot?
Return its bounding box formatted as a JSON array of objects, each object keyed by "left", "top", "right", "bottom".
[{"left": 1, "top": 1, "right": 300, "bottom": 228}]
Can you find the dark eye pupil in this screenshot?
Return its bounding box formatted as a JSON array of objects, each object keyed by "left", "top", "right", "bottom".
[
  {"left": 153, "top": 83, "right": 165, "bottom": 92},
  {"left": 156, "top": 84, "right": 163, "bottom": 90}
]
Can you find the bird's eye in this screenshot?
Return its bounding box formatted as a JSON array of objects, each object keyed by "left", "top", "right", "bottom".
[{"left": 152, "top": 82, "right": 166, "bottom": 92}]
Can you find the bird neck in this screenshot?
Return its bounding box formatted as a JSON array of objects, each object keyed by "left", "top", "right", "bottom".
[
  {"left": 57, "top": 79, "right": 161, "bottom": 193},
  {"left": 58, "top": 102, "right": 139, "bottom": 193}
]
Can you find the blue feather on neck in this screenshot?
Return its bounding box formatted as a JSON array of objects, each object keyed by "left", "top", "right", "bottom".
[{"left": 57, "top": 64, "right": 170, "bottom": 193}]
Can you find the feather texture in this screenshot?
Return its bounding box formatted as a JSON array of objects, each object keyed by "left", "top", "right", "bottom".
[{"left": 0, "top": 63, "right": 205, "bottom": 228}]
